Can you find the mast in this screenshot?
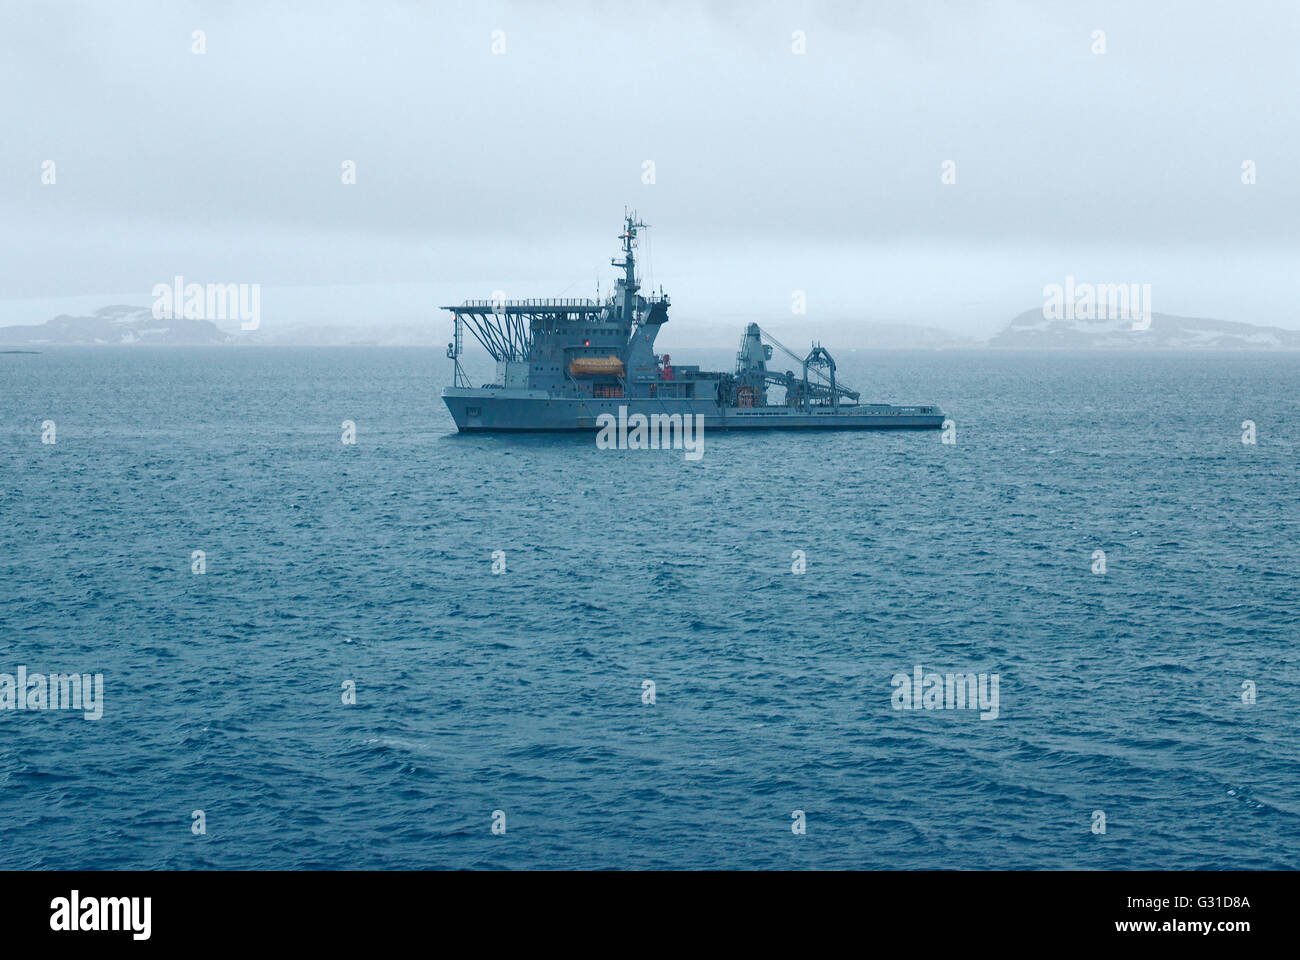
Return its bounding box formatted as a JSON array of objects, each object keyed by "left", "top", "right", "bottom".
[{"left": 612, "top": 210, "right": 645, "bottom": 322}]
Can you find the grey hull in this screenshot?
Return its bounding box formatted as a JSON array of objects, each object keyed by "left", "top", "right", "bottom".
[{"left": 444, "top": 389, "right": 944, "bottom": 432}]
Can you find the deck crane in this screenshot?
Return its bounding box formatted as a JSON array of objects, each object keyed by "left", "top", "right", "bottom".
[{"left": 729, "top": 323, "right": 861, "bottom": 410}]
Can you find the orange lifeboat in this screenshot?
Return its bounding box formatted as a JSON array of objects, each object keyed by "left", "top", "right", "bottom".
[{"left": 569, "top": 356, "right": 625, "bottom": 378}]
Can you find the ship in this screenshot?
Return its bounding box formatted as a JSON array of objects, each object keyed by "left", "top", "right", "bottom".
[{"left": 441, "top": 214, "right": 945, "bottom": 432}]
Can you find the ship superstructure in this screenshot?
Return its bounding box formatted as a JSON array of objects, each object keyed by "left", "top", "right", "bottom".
[{"left": 441, "top": 214, "right": 944, "bottom": 432}]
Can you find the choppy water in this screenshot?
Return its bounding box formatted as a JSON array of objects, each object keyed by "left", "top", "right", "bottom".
[{"left": 1, "top": 347, "right": 1297, "bottom": 869}]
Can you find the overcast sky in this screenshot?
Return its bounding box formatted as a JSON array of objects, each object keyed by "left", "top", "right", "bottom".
[{"left": 1, "top": 0, "right": 1296, "bottom": 338}]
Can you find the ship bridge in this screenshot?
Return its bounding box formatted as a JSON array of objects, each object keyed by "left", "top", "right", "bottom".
[{"left": 441, "top": 213, "right": 668, "bottom": 395}]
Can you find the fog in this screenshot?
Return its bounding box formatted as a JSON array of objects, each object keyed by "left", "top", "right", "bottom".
[{"left": 2, "top": 0, "right": 1296, "bottom": 339}]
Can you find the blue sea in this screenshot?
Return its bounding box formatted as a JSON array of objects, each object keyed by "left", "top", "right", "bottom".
[{"left": 1, "top": 347, "right": 1297, "bottom": 869}]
